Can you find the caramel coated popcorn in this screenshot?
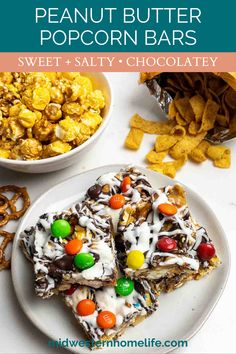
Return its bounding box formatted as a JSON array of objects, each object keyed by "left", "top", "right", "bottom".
[{"left": 0, "top": 72, "right": 105, "bottom": 160}]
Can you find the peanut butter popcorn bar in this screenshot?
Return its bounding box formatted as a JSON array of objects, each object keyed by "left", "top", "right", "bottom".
[
  {"left": 20, "top": 202, "right": 118, "bottom": 299},
  {"left": 0, "top": 72, "right": 105, "bottom": 160},
  {"left": 117, "top": 184, "right": 220, "bottom": 288},
  {"left": 63, "top": 278, "right": 158, "bottom": 346},
  {"left": 19, "top": 166, "right": 221, "bottom": 345},
  {"left": 84, "top": 166, "right": 154, "bottom": 231}
]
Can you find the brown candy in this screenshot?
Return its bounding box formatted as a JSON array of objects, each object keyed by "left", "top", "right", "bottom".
[
  {"left": 53, "top": 255, "right": 74, "bottom": 271},
  {"left": 87, "top": 184, "right": 102, "bottom": 200}
]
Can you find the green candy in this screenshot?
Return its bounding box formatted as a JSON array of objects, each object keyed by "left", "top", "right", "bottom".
[
  {"left": 74, "top": 253, "right": 95, "bottom": 270},
  {"left": 51, "top": 219, "right": 71, "bottom": 238},
  {"left": 115, "top": 277, "right": 134, "bottom": 296}
]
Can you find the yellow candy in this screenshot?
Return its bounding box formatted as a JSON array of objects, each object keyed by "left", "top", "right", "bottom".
[{"left": 127, "top": 250, "right": 145, "bottom": 270}]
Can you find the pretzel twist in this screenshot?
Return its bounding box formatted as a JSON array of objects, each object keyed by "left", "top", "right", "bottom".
[
  {"left": 0, "top": 230, "right": 15, "bottom": 270},
  {"left": 0, "top": 185, "right": 30, "bottom": 222}
]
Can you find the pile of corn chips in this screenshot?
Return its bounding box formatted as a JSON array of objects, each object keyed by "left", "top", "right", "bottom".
[{"left": 125, "top": 73, "right": 234, "bottom": 178}]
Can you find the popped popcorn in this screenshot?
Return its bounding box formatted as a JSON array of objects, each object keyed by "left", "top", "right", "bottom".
[{"left": 0, "top": 72, "right": 105, "bottom": 160}]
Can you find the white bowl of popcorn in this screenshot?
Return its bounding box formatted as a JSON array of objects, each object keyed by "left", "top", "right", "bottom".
[{"left": 0, "top": 72, "right": 112, "bottom": 173}]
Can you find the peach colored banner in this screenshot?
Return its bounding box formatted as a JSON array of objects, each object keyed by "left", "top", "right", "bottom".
[{"left": 0, "top": 52, "right": 236, "bottom": 71}]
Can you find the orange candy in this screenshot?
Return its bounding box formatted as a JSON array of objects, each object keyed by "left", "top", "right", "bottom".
[
  {"left": 121, "top": 176, "right": 132, "bottom": 193},
  {"left": 77, "top": 299, "right": 96, "bottom": 316},
  {"left": 109, "top": 194, "right": 125, "bottom": 209},
  {"left": 97, "top": 311, "right": 116, "bottom": 329},
  {"left": 65, "top": 239, "right": 83, "bottom": 255},
  {"left": 158, "top": 203, "right": 178, "bottom": 216}
]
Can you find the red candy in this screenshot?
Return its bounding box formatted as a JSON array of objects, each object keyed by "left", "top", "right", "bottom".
[
  {"left": 64, "top": 285, "right": 77, "bottom": 296},
  {"left": 121, "top": 176, "right": 132, "bottom": 193},
  {"left": 197, "top": 243, "right": 216, "bottom": 261},
  {"left": 157, "top": 237, "right": 177, "bottom": 252}
]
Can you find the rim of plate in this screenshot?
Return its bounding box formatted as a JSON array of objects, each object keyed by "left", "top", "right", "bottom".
[{"left": 11, "top": 164, "right": 231, "bottom": 354}]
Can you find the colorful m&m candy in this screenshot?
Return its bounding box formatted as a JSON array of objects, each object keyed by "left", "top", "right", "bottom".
[
  {"left": 64, "top": 285, "right": 78, "bottom": 296},
  {"left": 65, "top": 239, "right": 83, "bottom": 255},
  {"left": 127, "top": 250, "right": 144, "bottom": 269},
  {"left": 97, "top": 311, "right": 116, "bottom": 329},
  {"left": 77, "top": 299, "right": 96, "bottom": 316},
  {"left": 157, "top": 237, "right": 177, "bottom": 252},
  {"left": 115, "top": 277, "right": 134, "bottom": 296},
  {"left": 121, "top": 176, "right": 132, "bottom": 193},
  {"left": 197, "top": 243, "right": 215, "bottom": 261},
  {"left": 87, "top": 184, "right": 102, "bottom": 199},
  {"left": 109, "top": 194, "right": 125, "bottom": 209},
  {"left": 74, "top": 253, "right": 95, "bottom": 270},
  {"left": 158, "top": 203, "right": 177, "bottom": 216},
  {"left": 51, "top": 219, "right": 71, "bottom": 238}
]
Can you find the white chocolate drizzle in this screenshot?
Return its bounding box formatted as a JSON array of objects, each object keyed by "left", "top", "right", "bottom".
[
  {"left": 119, "top": 185, "right": 206, "bottom": 272},
  {"left": 65, "top": 280, "right": 158, "bottom": 342}
]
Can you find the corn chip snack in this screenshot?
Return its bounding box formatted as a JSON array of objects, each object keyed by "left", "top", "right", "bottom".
[
  {"left": 0, "top": 72, "right": 105, "bottom": 160},
  {"left": 207, "top": 145, "right": 230, "bottom": 160},
  {"left": 168, "top": 101, "right": 177, "bottom": 119},
  {"left": 142, "top": 72, "right": 236, "bottom": 143},
  {"left": 174, "top": 97, "right": 195, "bottom": 123},
  {"left": 214, "top": 157, "right": 231, "bottom": 169},
  {"left": 176, "top": 112, "right": 187, "bottom": 126},
  {"left": 146, "top": 150, "right": 168, "bottom": 164},
  {"left": 155, "top": 135, "right": 178, "bottom": 152},
  {"left": 188, "top": 121, "right": 201, "bottom": 135},
  {"left": 169, "top": 132, "right": 207, "bottom": 160},
  {"left": 199, "top": 99, "right": 219, "bottom": 132},
  {"left": 189, "top": 141, "right": 211, "bottom": 163},
  {"left": 125, "top": 72, "right": 235, "bottom": 178},
  {"left": 207, "top": 145, "right": 231, "bottom": 168},
  {"left": 130, "top": 113, "right": 174, "bottom": 134},
  {"left": 170, "top": 125, "right": 186, "bottom": 138},
  {"left": 125, "top": 128, "right": 144, "bottom": 150},
  {"left": 189, "top": 95, "right": 206, "bottom": 122},
  {"left": 148, "top": 155, "right": 187, "bottom": 179}
]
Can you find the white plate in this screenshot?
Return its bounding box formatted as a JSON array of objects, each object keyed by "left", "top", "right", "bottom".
[{"left": 11, "top": 164, "right": 230, "bottom": 354}]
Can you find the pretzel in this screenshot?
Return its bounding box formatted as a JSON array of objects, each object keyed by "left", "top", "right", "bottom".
[
  {"left": 0, "top": 185, "right": 30, "bottom": 221},
  {"left": 0, "top": 230, "right": 14, "bottom": 270},
  {"left": 0, "top": 194, "right": 9, "bottom": 211},
  {"left": 0, "top": 209, "right": 10, "bottom": 227}
]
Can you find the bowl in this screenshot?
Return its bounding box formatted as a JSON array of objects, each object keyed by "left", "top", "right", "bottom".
[{"left": 0, "top": 73, "right": 113, "bottom": 173}]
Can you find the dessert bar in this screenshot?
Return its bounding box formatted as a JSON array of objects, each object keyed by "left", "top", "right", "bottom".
[
  {"left": 64, "top": 277, "right": 158, "bottom": 346},
  {"left": 117, "top": 184, "right": 220, "bottom": 288},
  {"left": 20, "top": 202, "right": 118, "bottom": 298}
]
